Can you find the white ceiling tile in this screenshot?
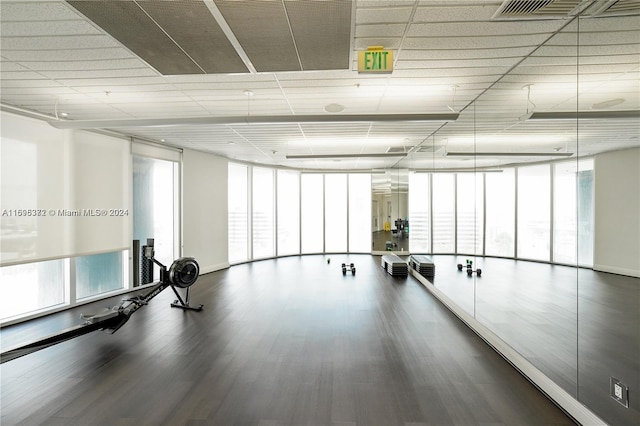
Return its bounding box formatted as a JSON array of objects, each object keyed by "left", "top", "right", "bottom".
[
  {"left": 356, "top": 6, "right": 414, "bottom": 24},
  {"left": 0, "top": 61, "right": 30, "bottom": 72},
  {"left": 401, "top": 34, "right": 551, "bottom": 50},
  {"left": 412, "top": 5, "right": 494, "bottom": 22},
  {"left": 356, "top": 23, "right": 409, "bottom": 37},
  {"left": 0, "top": 20, "right": 101, "bottom": 37},
  {"left": 407, "top": 21, "right": 564, "bottom": 38},
  {"left": 578, "top": 15, "right": 640, "bottom": 32},
  {"left": 0, "top": 0, "right": 637, "bottom": 170},
  {"left": 1, "top": 47, "right": 135, "bottom": 62},
  {"left": 0, "top": 1, "right": 80, "bottom": 21},
  {"left": 398, "top": 46, "right": 534, "bottom": 60},
  {"left": 0, "top": 35, "right": 121, "bottom": 50},
  {"left": 1, "top": 86, "right": 76, "bottom": 96},
  {"left": 55, "top": 77, "right": 168, "bottom": 87},
  {"left": 41, "top": 68, "right": 159, "bottom": 80},
  {"left": 397, "top": 57, "right": 519, "bottom": 69},
  {"left": 0, "top": 70, "right": 49, "bottom": 80},
  {"left": 17, "top": 59, "right": 148, "bottom": 72},
  {"left": 357, "top": 1, "right": 416, "bottom": 9}
]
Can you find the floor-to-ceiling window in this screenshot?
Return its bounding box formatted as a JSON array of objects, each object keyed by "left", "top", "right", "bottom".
[
  {"left": 228, "top": 163, "right": 249, "bottom": 263},
  {"left": 576, "top": 160, "right": 594, "bottom": 267},
  {"left": 0, "top": 132, "right": 67, "bottom": 320},
  {"left": 301, "top": 174, "right": 324, "bottom": 254},
  {"left": 75, "top": 251, "right": 126, "bottom": 300},
  {"left": 485, "top": 169, "right": 515, "bottom": 257},
  {"left": 277, "top": 169, "right": 300, "bottom": 256},
  {"left": 252, "top": 167, "right": 275, "bottom": 259},
  {"left": 348, "top": 174, "right": 372, "bottom": 252},
  {"left": 0, "top": 260, "right": 66, "bottom": 321},
  {"left": 226, "top": 161, "right": 593, "bottom": 267},
  {"left": 133, "top": 155, "right": 178, "bottom": 280},
  {"left": 553, "top": 158, "right": 594, "bottom": 266},
  {"left": 457, "top": 173, "right": 483, "bottom": 255},
  {"left": 517, "top": 164, "right": 551, "bottom": 261},
  {"left": 432, "top": 173, "right": 456, "bottom": 253},
  {"left": 324, "top": 174, "right": 347, "bottom": 253},
  {"left": 554, "top": 161, "right": 579, "bottom": 265},
  {"left": 1, "top": 112, "right": 131, "bottom": 323},
  {"left": 230, "top": 165, "right": 372, "bottom": 259},
  {"left": 408, "top": 172, "right": 430, "bottom": 253}
]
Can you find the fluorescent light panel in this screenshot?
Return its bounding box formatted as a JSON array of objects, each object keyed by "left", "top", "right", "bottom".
[
  {"left": 446, "top": 152, "right": 573, "bottom": 157},
  {"left": 49, "top": 113, "right": 459, "bottom": 129},
  {"left": 414, "top": 169, "right": 503, "bottom": 173},
  {"left": 529, "top": 110, "right": 639, "bottom": 120},
  {"left": 301, "top": 170, "right": 386, "bottom": 174},
  {"left": 286, "top": 153, "right": 406, "bottom": 159}
]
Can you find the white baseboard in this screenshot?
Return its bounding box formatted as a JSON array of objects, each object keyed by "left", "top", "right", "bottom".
[
  {"left": 593, "top": 264, "right": 640, "bottom": 278},
  {"left": 200, "top": 262, "right": 230, "bottom": 275}
]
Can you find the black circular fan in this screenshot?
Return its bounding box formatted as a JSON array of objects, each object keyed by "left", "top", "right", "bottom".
[{"left": 168, "top": 257, "right": 200, "bottom": 288}]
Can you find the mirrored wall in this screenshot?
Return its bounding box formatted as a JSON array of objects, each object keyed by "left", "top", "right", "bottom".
[
  {"left": 372, "top": 168, "right": 409, "bottom": 253},
  {"left": 378, "top": 10, "right": 639, "bottom": 426}
]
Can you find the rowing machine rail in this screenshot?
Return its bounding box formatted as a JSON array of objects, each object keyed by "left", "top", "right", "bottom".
[{"left": 1, "top": 248, "right": 202, "bottom": 364}]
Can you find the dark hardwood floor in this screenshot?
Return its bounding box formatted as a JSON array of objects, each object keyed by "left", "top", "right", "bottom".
[{"left": 1, "top": 255, "right": 574, "bottom": 425}]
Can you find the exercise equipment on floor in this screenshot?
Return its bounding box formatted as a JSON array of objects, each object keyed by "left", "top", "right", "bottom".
[
  {"left": 457, "top": 259, "right": 482, "bottom": 276},
  {"left": 0, "top": 240, "right": 202, "bottom": 364},
  {"left": 409, "top": 255, "right": 435, "bottom": 280},
  {"left": 342, "top": 262, "right": 356, "bottom": 275},
  {"left": 381, "top": 253, "right": 408, "bottom": 277}
]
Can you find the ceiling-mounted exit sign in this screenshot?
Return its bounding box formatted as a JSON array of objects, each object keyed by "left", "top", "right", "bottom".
[{"left": 358, "top": 46, "right": 393, "bottom": 74}]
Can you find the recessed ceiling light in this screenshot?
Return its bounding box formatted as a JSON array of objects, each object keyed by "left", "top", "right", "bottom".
[
  {"left": 324, "top": 103, "right": 344, "bottom": 113},
  {"left": 243, "top": 90, "right": 254, "bottom": 97},
  {"left": 228, "top": 141, "right": 235, "bottom": 145},
  {"left": 59, "top": 112, "right": 68, "bottom": 118}
]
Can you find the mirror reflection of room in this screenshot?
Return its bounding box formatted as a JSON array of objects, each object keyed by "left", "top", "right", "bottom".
[{"left": 372, "top": 169, "right": 409, "bottom": 254}]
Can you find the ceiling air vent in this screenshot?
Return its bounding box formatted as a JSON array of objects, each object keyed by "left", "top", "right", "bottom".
[{"left": 493, "top": 0, "right": 582, "bottom": 19}]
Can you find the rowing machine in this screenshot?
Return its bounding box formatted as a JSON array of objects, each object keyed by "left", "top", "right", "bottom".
[{"left": 1, "top": 243, "right": 202, "bottom": 364}]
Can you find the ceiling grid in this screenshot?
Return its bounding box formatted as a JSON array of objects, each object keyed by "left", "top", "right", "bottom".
[{"left": 0, "top": 0, "right": 637, "bottom": 171}]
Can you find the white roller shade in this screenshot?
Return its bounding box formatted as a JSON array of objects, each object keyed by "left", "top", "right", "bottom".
[
  {"left": 131, "top": 140, "right": 181, "bottom": 162},
  {"left": 1, "top": 111, "right": 130, "bottom": 266}
]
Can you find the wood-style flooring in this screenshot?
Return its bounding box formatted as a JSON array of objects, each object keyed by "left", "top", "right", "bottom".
[{"left": 1, "top": 255, "right": 574, "bottom": 425}]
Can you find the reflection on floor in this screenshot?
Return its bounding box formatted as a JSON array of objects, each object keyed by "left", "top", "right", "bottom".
[
  {"left": 0, "top": 255, "right": 573, "bottom": 425},
  {"left": 422, "top": 254, "right": 640, "bottom": 426}
]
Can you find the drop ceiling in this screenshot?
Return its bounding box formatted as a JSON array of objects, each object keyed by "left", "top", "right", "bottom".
[{"left": 0, "top": 0, "right": 638, "bottom": 172}]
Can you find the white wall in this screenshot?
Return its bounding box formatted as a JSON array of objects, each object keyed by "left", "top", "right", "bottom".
[
  {"left": 182, "top": 149, "right": 229, "bottom": 274},
  {"left": 594, "top": 147, "right": 640, "bottom": 277}
]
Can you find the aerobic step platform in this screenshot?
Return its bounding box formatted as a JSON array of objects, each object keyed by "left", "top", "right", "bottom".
[
  {"left": 409, "top": 255, "right": 435, "bottom": 279},
  {"left": 381, "top": 254, "right": 408, "bottom": 277}
]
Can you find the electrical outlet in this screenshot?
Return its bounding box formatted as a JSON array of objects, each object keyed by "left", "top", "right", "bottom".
[
  {"left": 614, "top": 383, "right": 623, "bottom": 399},
  {"left": 610, "top": 377, "right": 629, "bottom": 408}
]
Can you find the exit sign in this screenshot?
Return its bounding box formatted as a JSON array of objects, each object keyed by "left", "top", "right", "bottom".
[{"left": 358, "top": 47, "right": 393, "bottom": 74}]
